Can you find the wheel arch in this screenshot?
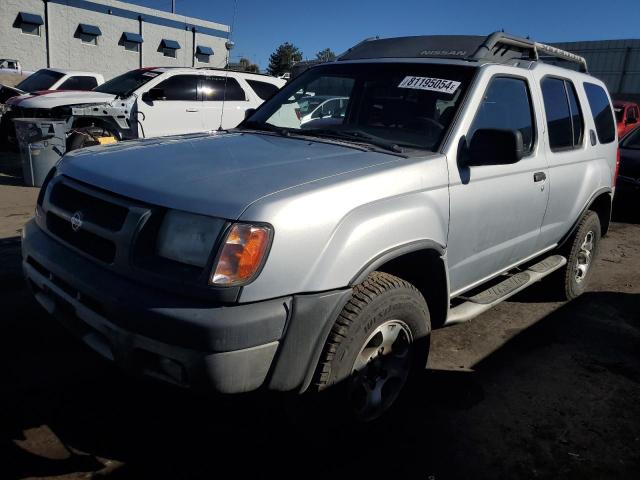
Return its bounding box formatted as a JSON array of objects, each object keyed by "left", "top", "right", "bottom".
[
  {"left": 351, "top": 241, "right": 450, "bottom": 330},
  {"left": 558, "top": 188, "right": 612, "bottom": 252}
]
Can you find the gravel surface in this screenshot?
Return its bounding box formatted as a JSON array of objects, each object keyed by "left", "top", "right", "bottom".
[{"left": 1, "top": 178, "right": 638, "bottom": 480}]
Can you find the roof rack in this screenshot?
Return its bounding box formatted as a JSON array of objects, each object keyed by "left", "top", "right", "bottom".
[{"left": 338, "top": 32, "right": 588, "bottom": 73}]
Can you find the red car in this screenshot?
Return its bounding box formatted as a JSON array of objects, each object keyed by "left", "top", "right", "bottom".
[{"left": 614, "top": 101, "right": 640, "bottom": 138}]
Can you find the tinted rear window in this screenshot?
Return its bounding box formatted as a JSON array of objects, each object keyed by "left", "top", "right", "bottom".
[
  {"left": 541, "top": 77, "right": 584, "bottom": 151},
  {"left": 16, "top": 70, "right": 65, "bottom": 92},
  {"left": 584, "top": 83, "right": 615, "bottom": 144},
  {"left": 58, "top": 76, "right": 98, "bottom": 91},
  {"left": 246, "top": 79, "right": 280, "bottom": 100}
]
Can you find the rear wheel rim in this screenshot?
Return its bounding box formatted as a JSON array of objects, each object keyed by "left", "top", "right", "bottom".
[
  {"left": 348, "top": 319, "right": 413, "bottom": 421},
  {"left": 575, "top": 230, "right": 595, "bottom": 284}
]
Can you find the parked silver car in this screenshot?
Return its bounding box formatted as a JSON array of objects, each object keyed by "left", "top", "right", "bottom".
[{"left": 22, "top": 32, "right": 618, "bottom": 421}]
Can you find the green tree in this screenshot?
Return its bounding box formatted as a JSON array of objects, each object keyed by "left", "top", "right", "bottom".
[
  {"left": 315, "top": 48, "right": 336, "bottom": 62},
  {"left": 267, "top": 42, "right": 303, "bottom": 76}
]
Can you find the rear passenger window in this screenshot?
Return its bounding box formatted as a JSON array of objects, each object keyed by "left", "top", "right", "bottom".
[
  {"left": 246, "top": 79, "right": 279, "bottom": 100},
  {"left": 541, "top": 77, "right": 584, "bottom": 150},
  {"left": 59, "top": 76, "right": 98, "bottom": 91},
  {"left": 201, "top": 76, "right": 246, "bottom": 101},
  {"left": 469, "top": 76, "right": 535, "bottom": 155},
  {"left": 584, "top": 83, "right": 616, "bottom": 144}
]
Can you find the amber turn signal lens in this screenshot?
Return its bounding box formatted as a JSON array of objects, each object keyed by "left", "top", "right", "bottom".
[{"left": 210, "top": 224, "right": 272, "bottom": 286}]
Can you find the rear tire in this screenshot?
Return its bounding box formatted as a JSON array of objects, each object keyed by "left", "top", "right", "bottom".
[
  {"left": 314, "top": 271, "right": 431, "bottom": 421},
  {"left": 555, "top": 211, "right": 601, "bottom": 300}
]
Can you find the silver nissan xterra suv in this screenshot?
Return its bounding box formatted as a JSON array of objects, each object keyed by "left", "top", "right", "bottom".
[{"left": 22, "top": 32, "right": 619, "bottom": 421}]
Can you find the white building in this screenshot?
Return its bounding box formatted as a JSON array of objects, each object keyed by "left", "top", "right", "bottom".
[{"left": 0, "top": 0, "right": 230, "bottom": 79}]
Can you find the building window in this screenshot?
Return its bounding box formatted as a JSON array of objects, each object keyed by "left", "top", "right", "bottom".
[
  {"left": 15, "top": 12, "right": 44, "bottom": 37},
  {"left": 160, "top": 39, "right": 181, "bottom": 58},
  {"left": 196, "top": 45, "right": 214, "bottom": 63},
  {"left": 124, "top": 41, "right": 140, "bottom": 52},
  {"left": 76, "top": 24, "right": 101, "bottom": 46},
  {"left": 121, "top": 32, "right": 143, "bottom": 52},
  {"left": 22, "top": 23, "right": 41, "bottom": 36},
  {"left": 80, "top": 33, "right": 98, "bottom": 45}
]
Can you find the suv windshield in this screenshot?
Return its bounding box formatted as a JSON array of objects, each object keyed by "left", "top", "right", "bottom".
[
  {"left": 16, "top": 69, "right": 65, "bottom": 92},
  {"left": 94, "top": 69, "right": 162, "bottom": 97},
  {"left": 245, "top": 63, "right": 476, "bottom": 152}
]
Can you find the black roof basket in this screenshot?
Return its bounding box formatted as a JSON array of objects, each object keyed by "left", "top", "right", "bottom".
[{"left": 338, "top": 31, "right": 588, "bottom": 73}]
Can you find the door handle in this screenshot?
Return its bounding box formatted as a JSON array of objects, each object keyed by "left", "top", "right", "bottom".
[
  {"left": 186, "top": 108, "right": 199, "bottom": 112},
  {"left": 533, "top": 171, "right": 546, "bottom": 182}
]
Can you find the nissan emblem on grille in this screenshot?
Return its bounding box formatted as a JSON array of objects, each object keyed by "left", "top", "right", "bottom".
[{"left": 70, "top": 211, "right": 84, "bottom": 232}]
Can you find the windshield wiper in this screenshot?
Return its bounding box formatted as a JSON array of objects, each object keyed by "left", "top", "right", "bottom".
[
  {"left": 238, "top": 121, "right": 293, "bottom": 137},
  {"left": 302, "top": 128, "right": 405, "bottom": 154}
]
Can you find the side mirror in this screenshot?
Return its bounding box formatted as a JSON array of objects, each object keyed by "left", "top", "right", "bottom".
[
  {"left": 466, "top": 129, "right": 524, "bottom": 166},
  {"left": 244, "top": 108, "right": 256, "bottom": 120},
  {"left": 142, "top": 88, "right": 166, "bottom": 102}
]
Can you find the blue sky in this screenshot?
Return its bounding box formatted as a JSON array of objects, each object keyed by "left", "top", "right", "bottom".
[{"left": 129, "top": 0, "right": 640, "bottom": 70}]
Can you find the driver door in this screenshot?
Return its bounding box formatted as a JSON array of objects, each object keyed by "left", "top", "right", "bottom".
[
  {"left": 136, "top": 74, "right": 204, "bottom": 138},
  {"left": 446, "top": 73, "right": 550, "bottom": 295}
]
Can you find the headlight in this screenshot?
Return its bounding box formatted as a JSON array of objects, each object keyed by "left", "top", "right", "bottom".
[
  {"left": 210, "top": 223, "right": 272, "bottom": 286},
  {"left": 156, "top": 210, "right": 224, "bottom": 267}
]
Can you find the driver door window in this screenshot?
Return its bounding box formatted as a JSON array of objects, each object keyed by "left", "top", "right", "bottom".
[{"left": 468, "top": 77, "right": 535, "bottom": 160}]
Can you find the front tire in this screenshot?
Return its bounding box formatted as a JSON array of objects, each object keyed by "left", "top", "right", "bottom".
[{"left": 315, "top": 272, "right": 431, "bottom": 421}]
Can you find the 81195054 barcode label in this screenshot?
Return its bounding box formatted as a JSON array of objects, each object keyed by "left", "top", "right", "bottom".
[{"left": 397, "top": 76, "right": 461, "bottom": 94}]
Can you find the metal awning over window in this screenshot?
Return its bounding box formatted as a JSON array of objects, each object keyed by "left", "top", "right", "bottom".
[
  {"left": 160, "top": 39, "right": 181, "bottom": 50},
  {"left": 122, "top": 32, "right": 143, "bottom": 43},
  {"left": 196, "top": 45, "right": 214, "bottom": 56},
  {"left": 78, "top": 24, "right": 102, "bottom": 36},
  {"left": 17, "top": 12, "right": 44, "bottom": 26}
]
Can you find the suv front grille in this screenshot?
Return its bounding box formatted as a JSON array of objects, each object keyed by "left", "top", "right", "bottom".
[
  {"left": 46, "top": 212, "right": 116, "bottom": 263},
  {"left": 50, "top": 181, "right": 128, "bottom": 231},
  {"left": 42, "top": 176, "right": 150, "bottom": 266}
]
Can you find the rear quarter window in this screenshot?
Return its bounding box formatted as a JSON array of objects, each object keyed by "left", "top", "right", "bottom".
[
  {"left": 246, "top": 80, "right": 280, "bottom": 100},
  {"left": 584, "top": 83, "right": 616, "bottom": 144}
]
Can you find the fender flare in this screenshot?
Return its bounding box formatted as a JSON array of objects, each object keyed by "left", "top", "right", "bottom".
[
  {"left": 557, "top": 187, "right": 613, "bottom": 249},
  {"left": 349, "top": 239, "right": 446, "bottom": 285}
]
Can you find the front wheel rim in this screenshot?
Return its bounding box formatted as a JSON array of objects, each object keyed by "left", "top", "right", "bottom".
[
  {"left": 348, "top": 319, "right": 413, "bottom": 421},
  {"left": 575, "top": 230, "right": 595, "bottom": 284}
]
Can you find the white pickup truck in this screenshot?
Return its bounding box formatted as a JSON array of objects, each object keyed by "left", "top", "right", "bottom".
[
  {"left": 0, "top": 68, "right": 105, "bottom": 113},
  {"left": 0, "top": 59, "right": 32, "bottom": 77}
]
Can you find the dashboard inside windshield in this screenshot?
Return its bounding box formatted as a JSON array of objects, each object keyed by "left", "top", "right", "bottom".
[{"left": 247, "top": 62, "right": 477, "bottom": 152}]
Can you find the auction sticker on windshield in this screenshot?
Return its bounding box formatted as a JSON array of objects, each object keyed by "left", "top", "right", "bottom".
[{"left": 398, "top": 76, "right": 461, "bottom": 94}]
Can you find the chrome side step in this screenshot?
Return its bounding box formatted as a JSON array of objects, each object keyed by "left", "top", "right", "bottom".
[{"left": 445, "top": 255, "right": 567, "bottom": 326}]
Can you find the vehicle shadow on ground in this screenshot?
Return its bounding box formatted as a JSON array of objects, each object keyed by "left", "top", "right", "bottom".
[{"left": 2, "top": 257, "right": 639, "bottom": 480}]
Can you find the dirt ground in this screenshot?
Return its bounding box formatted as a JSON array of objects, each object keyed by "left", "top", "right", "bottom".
[{"left": 0, "top": 171, "right": 638, "bottom": 480}]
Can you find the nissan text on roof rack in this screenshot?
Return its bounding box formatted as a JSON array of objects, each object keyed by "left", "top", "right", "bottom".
[
  {"left": 0, "top": 67, "right": 285, "bottom": 151},
  {"left": 22, "top": 32, "right": 618, "bottom": 421}
]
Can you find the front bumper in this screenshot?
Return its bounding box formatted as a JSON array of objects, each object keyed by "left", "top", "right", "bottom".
[{"left": 22, "top": 220, "right": 291, "bottom": 393}]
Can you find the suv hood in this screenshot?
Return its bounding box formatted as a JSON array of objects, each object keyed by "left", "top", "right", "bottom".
[
  {"left": 7, "top": 90, "right": 115, "bottom": 109},
  {"left": 58, "top": 132, "right": 403, "bottom": 219}
]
